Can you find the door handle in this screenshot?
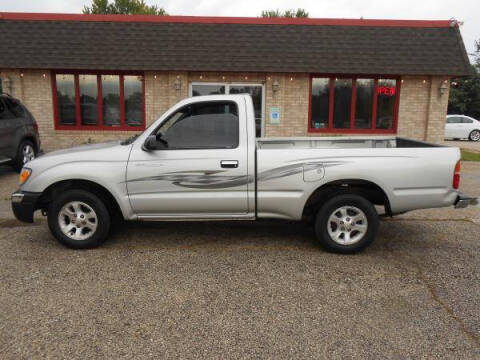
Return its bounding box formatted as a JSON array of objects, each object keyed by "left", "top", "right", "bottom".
[{"left": 220, "top": 160, "right": 238, "bottom": 168}]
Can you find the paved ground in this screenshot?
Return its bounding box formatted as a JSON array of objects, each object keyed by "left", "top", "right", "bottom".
[{"left": 0, "top": 163, "right": 479, "bottom": 359}]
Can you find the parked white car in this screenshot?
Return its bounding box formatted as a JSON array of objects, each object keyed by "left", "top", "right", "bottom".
[{"left": 445, "top": 115, "right": 480, "bottom": 141}]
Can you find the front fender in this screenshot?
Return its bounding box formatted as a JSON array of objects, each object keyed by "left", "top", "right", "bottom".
[{"left": 22, "top": 161, "right": 134, "bottom": 219}]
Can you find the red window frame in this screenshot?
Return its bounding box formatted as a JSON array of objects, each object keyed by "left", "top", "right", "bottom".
[
  {"left": 308, "top": 74, "right": 401, "bottom": 134},
  {"left": 51, "top": 70, "right": 146, "bottom": 131}
]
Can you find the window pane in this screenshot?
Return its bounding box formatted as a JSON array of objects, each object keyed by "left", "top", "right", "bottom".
[
  {"left": 376, "top": 79, "right": 397, "bottom": 129},
  {"left": 124, "top": 75, "right": 143, "bottom": 126},
  {"left": 159, "top": 101, "right": 239, "bottom": 149},
  {"left": 311, "top": 78, "right": 330, "bottom": 129},
  {"left": 229, "top": 85, "right": 263, "bottom": 137},
  {"left": 56, "top": 74, "right": 76, "bottom": 125},
  {"left": 354, "top": 79, "right": 374, "bottom": 129},
  {"left": 79, "top": 75, "right": 98, "bottom": 125},
  {"left": 192, "top": 84, "right": 225, "bottom": 96},
  {"left": 102, "top": 75, "right": 120, "bottom": 126},
  {"left": 333, "top": 78, "right": 352, "bottom": 129},
  {"left": 447, "top": 116, "right": 461, "bottom": 124}
]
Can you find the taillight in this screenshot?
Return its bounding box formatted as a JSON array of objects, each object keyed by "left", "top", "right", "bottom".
[
  {"left": 453, "top": 161, "right": 461, "bottom": 189},
  {"left": 33, "top": 122, "right": 39, "bottom": 133}
]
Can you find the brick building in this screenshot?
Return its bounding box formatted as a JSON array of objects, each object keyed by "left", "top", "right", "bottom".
[{"left": 0, "top": 12, "right": 471, "bottom": 151}]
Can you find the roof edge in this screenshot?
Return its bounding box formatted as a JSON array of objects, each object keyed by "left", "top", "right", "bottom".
[
  {"left": 0, "top": 12, "right": 455, "bottom": 27},
  {"left": 0, "top": 66, "right": 472, "bottom": 77}
]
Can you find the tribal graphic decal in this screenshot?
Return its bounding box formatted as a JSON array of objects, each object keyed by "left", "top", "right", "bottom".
[
  {"left": 127, "top": 170, "right": 253, "bottom": 189},
  {"left": 127, "top": 160, "right": 347, "bottom": 189},
  {"left": 258, "top": 160, "right": 346, "bottom": 182}
]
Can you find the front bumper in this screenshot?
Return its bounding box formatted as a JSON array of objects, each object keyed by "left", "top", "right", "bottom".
[
  {"left": 11, "top": 190, "right": 42, "bottom": 223},
  {"left": 454, "top": 193, "right": 479, "bottom": 209}
]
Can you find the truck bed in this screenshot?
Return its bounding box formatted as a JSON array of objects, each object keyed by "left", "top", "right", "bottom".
[
  {"left": 256, "top": 136, "right": 442, "bottom": 149},
  {"left": 256, "top": 136, "right": 459, "bottom": 220}
]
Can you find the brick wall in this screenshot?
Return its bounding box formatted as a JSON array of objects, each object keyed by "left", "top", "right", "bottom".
[
  {"left": 265, "top": 74, "right": 309, "bottom": 137},
  {"left": 0, "top": 70, "right": 451, "bottom": 151},
  {"left": 397, "top": 76, "right": 450, "bottom": 143},
  {"left": 425, "top": 77, "right": 450, "bottom": 143}
]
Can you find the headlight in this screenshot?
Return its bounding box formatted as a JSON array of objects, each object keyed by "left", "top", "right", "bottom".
[{"left": 19, "top": 168, "right": 32, "bottom": 185}]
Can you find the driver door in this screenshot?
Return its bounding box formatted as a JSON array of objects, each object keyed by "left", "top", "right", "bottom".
[{"left": 126, "top": 100, "right": 250, "bottom": 218}]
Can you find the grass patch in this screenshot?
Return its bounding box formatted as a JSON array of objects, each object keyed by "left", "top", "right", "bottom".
[{"left": 461, "top": 149, "right": 480, "bottom": 161}]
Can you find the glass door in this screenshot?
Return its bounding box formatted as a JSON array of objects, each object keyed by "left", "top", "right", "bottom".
[
  {"left": 228, "top": 84, "right": 264, "bottom": 137},
  {"left": 190, "top": 82, "right": 265, "bottom": 137}
]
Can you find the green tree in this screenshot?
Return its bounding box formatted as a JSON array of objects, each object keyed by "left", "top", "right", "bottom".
[
  {"left": 261, "top": 8, "right": 309, "bottom": 18},
  {"left": 83, "top": 0, "right": 168, "bottom": 15},
  {"left": 448, "top": 40, "right": 480, "bottom": 119}
]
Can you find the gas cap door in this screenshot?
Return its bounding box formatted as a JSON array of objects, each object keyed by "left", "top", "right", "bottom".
[{"left": 303, "top": 163, "right": 325, "bottom": 182}]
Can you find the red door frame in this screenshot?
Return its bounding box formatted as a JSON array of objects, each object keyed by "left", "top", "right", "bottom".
[
  {"left": 51, "top": 70, "right": 146, "bottom": 131},
  {"left": 308, "top": 74, "right": 401, "bottom": 134}
]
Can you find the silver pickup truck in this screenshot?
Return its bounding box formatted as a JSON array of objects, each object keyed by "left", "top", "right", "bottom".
[{"left": 11, "top": 95, "right": 477, "bottom": 253}]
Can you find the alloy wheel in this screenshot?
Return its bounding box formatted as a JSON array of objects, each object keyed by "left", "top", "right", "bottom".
[
  {"left": 22, "top": 144, "right": 35, "bottom": 164},
  {"left": 58, "top": 201, "right": 98, "bottom": 241},
  {"left": 470, "top": 130, "right": 480, "bottom": 141},
  {"left": 327, "top": 206, "right": 368, "bottom": 245}
]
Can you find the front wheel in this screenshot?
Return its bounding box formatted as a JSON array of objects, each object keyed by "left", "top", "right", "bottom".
[
  {"left": 314, "top": 194, "right": 379, "bottom": 254},
  {"left": 469, "top": 130, "right": 480, "bottom": 142},
  {"left": 47, "top": 189, "right": 111, "bottom": 249}
]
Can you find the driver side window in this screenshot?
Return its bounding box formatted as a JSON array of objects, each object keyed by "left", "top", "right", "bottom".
[{"left": 157, "top": 101, "right": 239, "bottom": 150}]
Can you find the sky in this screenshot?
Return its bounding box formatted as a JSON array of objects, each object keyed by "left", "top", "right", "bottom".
[{"left": 1, "top": 0, "right": 478, "bottom": 59}]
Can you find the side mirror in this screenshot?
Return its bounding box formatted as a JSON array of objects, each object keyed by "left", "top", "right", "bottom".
[
  {"left": 142, "top": 133, "right": 168, "bottom": 151},
  {"left": 142, "top": 135, "right": 157, "bottom": 151}
]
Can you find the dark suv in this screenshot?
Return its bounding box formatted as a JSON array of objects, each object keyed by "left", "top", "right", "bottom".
[{"left": 0, "top": 94, "right": 41, "bottom": 171}]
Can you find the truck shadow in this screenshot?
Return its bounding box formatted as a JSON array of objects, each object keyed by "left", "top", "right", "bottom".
[
  {"left": 104, "top": 219, "right": 404, "bottom": 254},
  {"left": 105, "top": 219, "right": 319, "bottom": 251}
]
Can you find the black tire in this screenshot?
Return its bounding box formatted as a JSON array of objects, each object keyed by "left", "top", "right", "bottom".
[
  {"left": 468, "top": 130, "right": 480, "bottom": 142},
  {"left": 47, "top": 189, "right": 111, "bottom": 249},
  {"left": 314, "top": 193, "right": 379, "bottom": 254},
  {"left": 13, "top": 139, "right": 36, "bottom": 172}
]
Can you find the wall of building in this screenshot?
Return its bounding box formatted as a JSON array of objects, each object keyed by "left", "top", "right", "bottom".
[
  {"left": 0, "top": 70, "right": 450, "bottom": 151},
  {"left": 396, "top": 76, "right": 450, "bottom": 143},
  {"left": 265, "top": 74, "right": 310, "bottom": 137}
]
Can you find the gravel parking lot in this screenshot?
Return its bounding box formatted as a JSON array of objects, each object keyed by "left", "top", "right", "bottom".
[{"left": 0, "top": 163, "right": 479, "bottom": 359}]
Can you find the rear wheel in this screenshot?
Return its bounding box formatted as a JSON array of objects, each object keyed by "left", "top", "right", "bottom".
[
  {"left": 469, "top": 130, "right": 480, "bottom": 141},
  {"left": 314, "top": 194, "right": 379, "bottom": 254},
  {"left": 47, "top": 189, "right": 111, "bottom": 249},
  {"left": 13, "top": 140, "right": 36, "bottom": 172}
]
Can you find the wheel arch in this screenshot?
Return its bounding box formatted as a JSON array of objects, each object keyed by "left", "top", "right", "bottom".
[
  {"left": 302, "top": 178, "right": 392, "bottom": 218},
  {"left": 37, "top": 179, "right": 125, "bottom": 221},
  {"left": 20, "top": 136, "right": 39, "bottom": 152},
  {"left": 469, "top": 129, "right": 480, "bottom": 140}
]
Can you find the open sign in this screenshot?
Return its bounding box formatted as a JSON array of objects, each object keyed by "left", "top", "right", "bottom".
[{"left": 377, "top": 86, "right": 396, "bottom": 96}]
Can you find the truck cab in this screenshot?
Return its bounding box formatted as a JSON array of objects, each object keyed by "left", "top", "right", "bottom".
[{"left": 127, "top": 95, "right": 256, "bottom": 219}]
